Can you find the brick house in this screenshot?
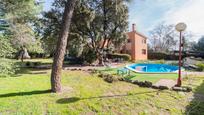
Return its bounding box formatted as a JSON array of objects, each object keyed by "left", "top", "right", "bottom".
[{"left": 121, "top": 24, "right": 148, "bottom": 61}]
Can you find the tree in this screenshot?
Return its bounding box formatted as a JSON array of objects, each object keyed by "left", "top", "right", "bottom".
[
  {"left": 0, "top": 0, "right": 43, "bottom": 58},
  {"left": 0, "top": 35, "right": 15, "bottom": 58},
  {"left": 71, "top": 0, "right": 129, "bottom": 64},
  {"left": 39, "top": 0, "right": 129, "bottom": 64},
  {"left": 51, "top": 0, "right": 77, "bottom": 93},
  {"left": 181, "top": 32, "right": 194, "bottom": 51},
  {"left": 192, "top": 36, "right": 204, "bottom": 52},
  {"left": 149, "top": 23, "right": 178, "bottom": 52},
  {"left": 0, "top": 20, "right": 9, "bottom": 31}
]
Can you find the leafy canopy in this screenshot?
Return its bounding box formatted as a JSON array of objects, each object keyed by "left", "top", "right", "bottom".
[
  {"left": 0, "top": 0, "right": 44, "bottom": 53},
  {"left": 39, "top": 0, "right": 129, "bottom": 60}
]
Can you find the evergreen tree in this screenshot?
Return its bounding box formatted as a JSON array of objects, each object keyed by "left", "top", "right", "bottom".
[
  {"left": 40, "top": 0, "right": 129, "bottom": 64},
  {"left": 51, "top": 0, "right": 77, "bottom": 93},
  {"left": 0, "top": 0, "right": 43, "bottom": 55}
]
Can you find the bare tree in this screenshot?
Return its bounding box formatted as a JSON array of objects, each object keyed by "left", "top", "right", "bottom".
[
  {"left": 149, "top": 23, "right": 177, "bottom": 52},
  {"left": 51, "top": 0, "right": 76, "bottom": 93}
]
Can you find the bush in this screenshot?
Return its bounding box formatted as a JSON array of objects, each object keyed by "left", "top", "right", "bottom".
[
  {"left": 148, "top": 52, "right": 168, "bottom": 60},
  {"left": 98, "top": 73, "right": 122, "bottom": 83},
  {"left": 83, "top": 50, "right": 97, "bottom": 64},
  {"left": 154, "top": 60, "right": 165, "bottom": 64},
  {"left": 64, "top": 56, "right": 83, "bottom": 65},
  {"left": 103, "top": 74, "right": 119, "bottom": 83},
  {"left": 0, "top": 58, "right": 19, "bottom": 77},
  {"left": 24, "top": 62, "right": 42, "bottom": 67},
  {"left": 196, "top": 63, "right": 204, "bottom": 71},
  {"left": 148, "top": 52, "right": 180, "bottom": 60},
  {"left": 29, "top": 52, "right": 46, "bottom": 58},
  {"left": 0, "top": 36, "right": 15, "bottom": 58},
  {"left": 107, "top": 53, "right": 131, "bottom": 61}
]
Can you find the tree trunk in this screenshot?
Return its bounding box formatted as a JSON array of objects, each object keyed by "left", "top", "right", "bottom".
[
  {"left": 98, "top": 54, "right": 104, "bottom": 65},
  {"left": 97, "top": 0, "right": 107, "bottom": 66},
  {"left": 50, "top": 0, "right": 76, "bottom": 93}
]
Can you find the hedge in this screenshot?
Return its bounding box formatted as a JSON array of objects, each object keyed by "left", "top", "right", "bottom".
[
  {"left": 107, "top": 53, "right": 131, "bottom": 61},
  {"left": 148, "top": 52, "right": 181, "bottom": 60}
]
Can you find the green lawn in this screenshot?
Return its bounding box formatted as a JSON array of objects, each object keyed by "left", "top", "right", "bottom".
[
  {"left": 101, "top": 68, "right": 178, "bottom": 83},
  {"left": 23, "top": 58, "right": 53, "bottom": 64},
  {"left": 0, "top": 66, "right": 204, "bottom": 114}
]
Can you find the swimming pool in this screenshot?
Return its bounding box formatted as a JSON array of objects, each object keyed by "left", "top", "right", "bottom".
[{"left": 126, "top": 64, "right": 180, "bottom": 73}]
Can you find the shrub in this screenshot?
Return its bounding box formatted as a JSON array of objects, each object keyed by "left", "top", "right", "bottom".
[
  {"left": 64, "top": 57, "right": 83, "bottom": 65},
  {"left": 148, "top": 52, "right": 180, "bottom": 60},
  {"left": 0, "top": 58, "right": 19, "bottom": 77},
  {"left": 0, "top": 36, "right": 15, "bottom": 58},
  {"left": 154, "top": 60, "right": 165, "bottom": 64},
  {"left": 107, "top": 53, "right": 131, "bottom": 61},
  {"left": 25, "top": 62, "right": 32, "bottom": 67},
  {"left": 24, "top": 62, "right": 42, "bottom": 67},
  {"left": 97, "top": 73, "right": 122, "bottom": 83},
  {"left": 148, "top": 52, "right": 168, "bottom": 60},
  {"left": 80, "top": 49, "right": 97, "bottom": 64},
  {"left": 196, "top": 63, "right": 204, "bottom": 71},
  {"left": 33, "top": 62, "right": 41, "bottom": 66},
  {"left": 103, "top": 74, "right": 118, "bottom": 83}
]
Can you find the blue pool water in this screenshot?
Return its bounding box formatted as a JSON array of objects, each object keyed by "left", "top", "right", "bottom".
[{"left": 127, "top": 64, "right": 179, "bottom": 73}]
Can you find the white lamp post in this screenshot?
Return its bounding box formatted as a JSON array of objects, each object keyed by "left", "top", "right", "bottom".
[{"left": 175, "top": 22, "right": 187, "bottom": 87}]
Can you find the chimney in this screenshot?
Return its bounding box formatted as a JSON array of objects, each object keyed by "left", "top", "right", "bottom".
[{"left": 132, "top": 23, "right": 136, "bottom": 32}]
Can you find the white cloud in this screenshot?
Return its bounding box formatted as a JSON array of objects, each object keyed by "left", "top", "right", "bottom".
[
  {"left": 163, "top": 0, "right": 204, "bottom": 41},
  {"left": 128, "top": 0, "right": 182, "bottom": 36}
]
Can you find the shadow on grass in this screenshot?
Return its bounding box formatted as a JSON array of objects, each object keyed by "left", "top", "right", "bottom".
[
  {"left": 13, "top": 68, "right": 48, "bottom": 77},
  {"left": 56, "top": 90, "right": 160, "bottom": 104},
  {"left": 185, "top": 81, "right": 204, "bottom": 115},
  {"left": 0, "top": 89, "right": 51, "bottom": 98}
]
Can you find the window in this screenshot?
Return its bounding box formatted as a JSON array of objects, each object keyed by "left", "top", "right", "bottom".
[
  {"left": 142, "top": 39, "right": 146, "bottom": 44},
  {"left": 127, "top": 39, "right": 131, "bottom": 43},
  {"left": 142, "top": 49, "right": 146, "bottom": 55},
  {"left": 144, "top": 39, "right": 146, "bottom": 44}
]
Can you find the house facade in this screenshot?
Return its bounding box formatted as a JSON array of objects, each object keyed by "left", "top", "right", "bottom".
[{"left": 121, "top": 24, "right": 148, "bottom": 61}]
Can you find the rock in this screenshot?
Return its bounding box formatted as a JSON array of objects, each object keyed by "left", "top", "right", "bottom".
[
  {"left": 182, "top": 86, "right": 192, "bottom": 92},
  {"left": 118, "top": 77, "right": 125, "bottom": 81},
  {"left": 158, "top": 86, "right": 169, "bottom": 90},
  {"left": 124, "top": 79, "right": 132, "bottom": 83},
  {"left": 98, "top": 74, "right": 103, "bottom": 78},
  {"left": 137, "top": 81, "right": 146, "bottom": 87},
  {"left": 71, "top": 68, "right": 77, "bottom": 71},
  {"left": 172, "top": 86, "right": 192, "bottom": 92},
  {"left": 152, "top": 85, "right": 159, "bottom": 89},
  {"left": 87, "top": 69, "right": 92, "bottom": 71},
  {"left": 144, "top": 81, "right": 152, "bottom": 88},
  {"left": 172, "top": 86, "right": 183, "bottom": 91},
  {"left": 132, "top": 80, "right": 139, "bottom": 85},
  {"left": 136, "top": 81, "right": 153, "bottom": 88}
]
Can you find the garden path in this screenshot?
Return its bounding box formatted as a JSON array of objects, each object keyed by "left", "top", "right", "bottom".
[{"left": 154, "top": 79, "right": 176, "bottom": 88}]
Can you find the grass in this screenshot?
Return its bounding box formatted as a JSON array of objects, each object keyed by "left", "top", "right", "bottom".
[
  {"left": 0, "top": 59, "right": 204, "bottom": 114},
  {"left": 0, "top": 69, "right": 203, "bottom": 114},
  {"left": 23, "top": 58, "right": 53, "bottom": 64},
  {"left": 101, "top": 68, "right": 178, "bottom": 83}
]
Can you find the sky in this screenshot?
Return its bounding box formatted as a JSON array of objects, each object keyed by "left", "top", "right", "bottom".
[{"left": 43, "top": 0, "right": 204, "bottom": 41}]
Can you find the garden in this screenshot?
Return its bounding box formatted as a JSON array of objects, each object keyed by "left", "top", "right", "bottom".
[
  {"left": 0, "top": 59, "right": 204, "bottom": 114},
  {"left": 1, "top": 0, "right": 204, "bottom": 115}
]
